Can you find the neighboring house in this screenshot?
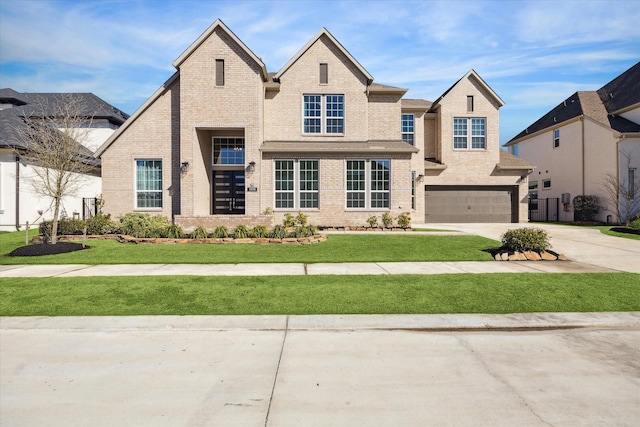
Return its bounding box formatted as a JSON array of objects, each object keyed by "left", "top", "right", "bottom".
[
  {"left": 0, "top": 88, "right": 129, "bottom": 231},
  {"left": 96, "top": 19, "right": 532, "bottom": 229},
  {"left": 505, "top": 62, "right": 640, "bottom": 223}
]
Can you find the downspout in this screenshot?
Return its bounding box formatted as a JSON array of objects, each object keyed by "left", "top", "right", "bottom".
[
  {"left": 581, "top": 116, "right": 586, "bottom": 195},
  {"left": 616, "top": 134, "right": 625, "bottom": 223},
  {"left": 15, "top": 155, "right": 20, "bottom": 230}
]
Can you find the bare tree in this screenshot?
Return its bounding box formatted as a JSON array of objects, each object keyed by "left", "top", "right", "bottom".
[
  {"left": 601, "top": 148, "right": 640, "bottom": 226},
  {"left": 14, "top": 94, "right": 97, "bottom": 244}
]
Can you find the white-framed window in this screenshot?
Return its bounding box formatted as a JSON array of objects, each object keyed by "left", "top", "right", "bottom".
[
  {"left": 453, "top": 117, "right": 486, "bottom": 149},
  {"left": 542, "top": 179, "right": 551, "bottom": 190},
  {"left": 135, "top": 159, "right": 162, "bottom": 209},
  {"left": 553, "top": 129, "right": 560, "bottom": 148},
  {"left": 346, "top": 159, "right": 390, "bottom": 209},
  {"left": 303, "top": 94, "right": 344, "bottom": 135},
  {"left": 274, "top": 159, "right": 319, "bottom": 209},
  {"left": 401, "top": 114, "right": 414, "bottom": 145}
]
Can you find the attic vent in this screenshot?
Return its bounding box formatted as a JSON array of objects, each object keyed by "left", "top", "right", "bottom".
[
  {"left": 553, "top": 117, "right": 557, "bottom": 122},
  {"left": 320, "top": 63, "right": 328, "bottom": 85},
  {"left": 610, "top": 92, "right": 614, "bottom": 98}
]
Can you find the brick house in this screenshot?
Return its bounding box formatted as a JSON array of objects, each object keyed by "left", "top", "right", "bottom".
[{"left": 96, "top": 19, "right": 532, "bottom": 229}]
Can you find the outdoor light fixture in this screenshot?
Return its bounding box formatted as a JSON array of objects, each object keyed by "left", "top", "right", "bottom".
[
  {"left": 248, "top": 161, "right": 256, "bottom": 172},
  {"left": 417, "top": 174, "right": 425, "bottom": 182},
  {"left": 181, "top": 161, "right": 189, "bottom": 173}
]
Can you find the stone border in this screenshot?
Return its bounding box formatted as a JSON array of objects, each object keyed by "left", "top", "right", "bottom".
[
  {"left": 45, "top": 234, "right": 328, "bottom": 245},
  {"left": 494, "top": 250, "right": 568, "bottom": 261}
]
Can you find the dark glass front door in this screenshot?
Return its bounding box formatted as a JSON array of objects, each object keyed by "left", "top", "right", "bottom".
[{"left": 213, "top": 170, "right": 245, "bottom": 214}]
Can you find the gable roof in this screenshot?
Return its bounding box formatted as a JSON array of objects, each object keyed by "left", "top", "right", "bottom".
[
  {"left": 273, "top": 28, "right": 373, "bottom": 84},
  {"left": 507, "top": 61, "right": 640, "bottom": 145},
  {"left": 429, "top": 69, "right": 504, "bottom": 112},
  {"left": 173, "top": 19, "right": 268, "bottom": 81}
]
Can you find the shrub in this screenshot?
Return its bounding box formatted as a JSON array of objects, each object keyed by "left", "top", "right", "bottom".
[
  {"left": 251, "top": 225, "right": 268, "bottom": 238},
  {"left": 39, "top": 218, "right": 86, "bottom": 236},
  {"left": 233, "top": 224, "right": 250, "bottom": 238},
  {"left": 396, "top": 212, "right": 411, "bottom": 229},
  {"left": 191, "top": 226, "right": 209, "bottom": 239},
  {"left": 119, "top": 213, "right": 170, "bottom": 238},
  {"left": 367, "top": 215, "right": 378, "bottom": 228},
  {"left": 382, "top": 212, "right": 393, "bottom": 228},
  {"left": 212, "top": 226, "right": 229, "bottom": 238},
  {"left": 86, "top": 214, "right": 119, "bottom": 235},
  {"left": 283, "top": 213, "right": 296, "bottom": 227},
  {"left": 296, "top": 211, "right": 308, "bottom": 226},
  {"left": 501, "top": 227, "right": 551, "bottom": 253},
  {"left": 270, "top": 224, "right": 288, "bottom": 239},
  {"left": 293, "top": 224, "right": 318, "bottom": 238},
  {"left": 167, "top": 224, "right": 185, "bottom": 238},
  {"left": 630, "top": 216, "right": 640, "bottom": 230},
  {"left": 573, "top": 195, "right": 600, "bottom": 221}
]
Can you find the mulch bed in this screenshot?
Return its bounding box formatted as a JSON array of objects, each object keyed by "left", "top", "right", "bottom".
[
  {"left": 8, "top": 242, "right": 90, "bottom": 257},
  {"left": 610, "top": 227, "right": 640, "bottom": 235}
]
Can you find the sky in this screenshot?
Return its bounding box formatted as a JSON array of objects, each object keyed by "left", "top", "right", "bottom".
[{"left": 1, "top": 0, "right": 639, "bottom": 145}]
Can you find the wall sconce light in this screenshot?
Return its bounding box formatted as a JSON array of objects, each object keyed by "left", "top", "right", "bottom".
[
  {"left": 181, "top": 161, "right": 189, "bottom": 173},
  {"left": 248, "top": 161, "right": 256, "bottom": 172},
  {"left": 417, "top": 174, "right": 425, "bottom": 183}
]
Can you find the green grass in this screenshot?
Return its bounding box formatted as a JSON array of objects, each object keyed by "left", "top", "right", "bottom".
[
  {"left": 1, "top": 273, "right": 637, "bottom": 316},
  {"left": 0, "top": 232, "right": 499, "bottom": 264},
  {"left": 536, "top": 222, "right": 640, "bottom": 240}
]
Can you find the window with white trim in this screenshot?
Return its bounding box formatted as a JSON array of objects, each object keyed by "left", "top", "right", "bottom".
[
  {"left": 274, "top": 159, "right": 319, "bottom": 209},
  {"left": 553, "top": 129, "right": 560, "bottom": 148},
  {"left": 453, "top": 117, "right": 486, "bottom": 149},
  {"left": 346, "top": 160, "right": 390, "bottom": 209},
  {"left": 136, "top": 160, "right": 162, "bottom": 209},
  {"left": 303, "top": 94, "right": 344, "bottom": 134},
  {"left": 401, "top": 114, "right": 414, "bottom": 145},
  {"left": 542, "top": 179, "right": 551, "bottom": 190}
]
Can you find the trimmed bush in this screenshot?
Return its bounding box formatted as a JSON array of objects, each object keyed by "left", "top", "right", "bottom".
[
  {"left": 167, "top": 224, "right": 185, "bottom": 239},
  {"left": 630, "top": 216, "right": 640, "bottom": 230},
  {"left": 283, "top": 213, "right": 296, "bottom": 227},
  {"left": 396, "top": 212, "right": 411, "bottom": 229},
  {"left": 233, "top": 225, "right": 250, "bottom": 238},
  {"left": 296, "top": 211, "right": 308, "bottom": 226},
  {"left": 86, "top": 214, "right": 119, "bottom": 235},
  {"left": 293, "top": 224, "right": 318, "bottom": 238},
  {"left": 501, "top": 227, "right": 551, "bottom": 253},
  {"left": 119, "top": 213, "right": 171, "bottom": 238},
  {"left": 573, "top": 195, "right": 600, "bottom": 222},
  {"left": 191, "top": 226, "right": 209, "bottom": 239},
  {"left": 367, "top": 215, "right": 378, "bottom": 228},
  {"left": 212, "top": 226, "right": 229, "bottom": 238},
  {"left": 251, "top": 225, "right": 268, "bottom": 238},
  {"left": 382, "top": 212, "right": 393, "bottom": 228}
]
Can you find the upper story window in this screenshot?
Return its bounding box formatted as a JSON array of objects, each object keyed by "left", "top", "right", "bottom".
[
  {"left": 553, "top": 129, "right": 560, "bottom": 148},
  {"left": 453, "top": 117, "right": 486, "bottom": 149},
  {"left": 401, "top": 114, "right": 414, "bottom": 145},
  {"left": 215, "top": 59, "right": 225, "bottom": 87},
  {"left": 136, "top": 159, "right": 162, "bottom": 209},
  {"left": 542, "top": 179, "right": 551, "bottom": 189},
  {"left": 303, "top": 94, "right": 344, "bottom": 135},
  {"left": 213, "top": 137, "right": 244, "bottom": 165}
]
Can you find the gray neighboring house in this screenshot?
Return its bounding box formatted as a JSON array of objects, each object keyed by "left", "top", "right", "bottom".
[{"left": 0, "top": 88, "right": 129, "bottom": 231}]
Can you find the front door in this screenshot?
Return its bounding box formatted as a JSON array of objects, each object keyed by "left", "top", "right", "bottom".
[{"left": 213, "top": 170, "right": 245, "bottom": 214}]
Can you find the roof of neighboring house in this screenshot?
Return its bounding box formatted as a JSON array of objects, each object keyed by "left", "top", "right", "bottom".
[
  {"left": 260, "top": 140, "right": 419, "bottom": 154},
  {"left": 497, "top": 149, "right": 534, "bottom": 170},
  {"left": 402, "top": 98, "right": 433, "bottom": 111},
  {"left": 429, "top": 69, "right": 504, "bottom": 112},
  {"left": 274, "top": 28, "right": 374, "bottom": 84},
  {"left": 506, "top": 61, "right": 640, "bottom": 145},
  {"left": 0, "top": 89, "right": 127, "bottom": 164}
]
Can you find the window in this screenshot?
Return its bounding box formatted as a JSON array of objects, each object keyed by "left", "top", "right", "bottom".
[
  {"left": 553, "top": 129, "right": 560, "bottom": 148},
  {"left": 275, "top": 160, "right": 319, "bottom": 209},
  {"left": 401, "top": 114, "right": 414, "bottom": 145},
  {"left": 453, "top": 117, "right": 486, "bottom": 149},
  {"left": 467, "top": 95, "right": 474, "bottom": 112},
  {"left": 630, "top": 168, "right": 636, "bottom": 200},
  {"left": 542, "top": 179, "right": 551, "bottom": 189},
  {"left": 215, "top": 59, "right": 224, "bottom": 86},
  {"left": 136, "top": 160, "right": 162, "bottom": 208},
  {"left": 528, "top": 181, "right": 538, "bottom": 210},
  {"left": 319, "top": 63, "right": 328, "bottom": 84},
  {"left": 303, "top": 94, "right": 344, "bottom": 134},
  {"left": 213, "top": 138, "right": 244, "bottom": 165},
  {"left": 346, "top": 159, "right": 390, "bottom": 209}
]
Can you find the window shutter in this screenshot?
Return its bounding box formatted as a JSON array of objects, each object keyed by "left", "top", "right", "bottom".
[
  {"left": 215, "top": 59, "right": 225, "bottom": 86},
  {"left": 320, "top": 63, "right": 328, "bottom": 84}
]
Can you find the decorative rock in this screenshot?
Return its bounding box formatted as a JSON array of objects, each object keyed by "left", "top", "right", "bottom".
[
  {"left": 508, "top": 252, "right": 527, "bottom": 261},
  {"left": 233, "top": 238, "right": 253, "bottom": 244},
  {"left": 500, "top": 252, "right": 510, "bottom": 261},
  {"left": 541, "top": 251, "right": 557, "bottom": 261},
  {"left": 557, "top": 253, "right": 569, "bottom": 261},
  {"left": 495, "top": 253, "right": 502, "bottom": 261},
  {"left": 524, "top": 251, "right": 541, "bottom": 261}
]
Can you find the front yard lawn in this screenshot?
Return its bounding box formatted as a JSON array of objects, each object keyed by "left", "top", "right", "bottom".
[
  {"left": 1, "top": 273, "right": 638, "bottom": 316},
  {"left": 0, "top": 232, "right": 499, "bottom": 264}
]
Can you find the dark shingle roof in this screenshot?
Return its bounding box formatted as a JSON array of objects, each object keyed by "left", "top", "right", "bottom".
[{"left": 507, "top": 61, "right": 640, "bottom": 145}]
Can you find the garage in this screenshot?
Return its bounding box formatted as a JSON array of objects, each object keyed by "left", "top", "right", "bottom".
[{"left": 424, "top": 185, "right": 518, "bottom": 223}]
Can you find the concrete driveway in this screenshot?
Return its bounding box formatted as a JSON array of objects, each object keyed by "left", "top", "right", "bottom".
[
  {"left": 417, "top": 222, "right": 640, "bottom": 273},
  {"left": 1, "top": 315, "right": 639, "bottom": 426}
]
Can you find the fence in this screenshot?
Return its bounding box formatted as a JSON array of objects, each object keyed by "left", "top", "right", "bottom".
[
  {"left": 82, "top": 197, "right": 98, "bottom": 220},
  {"left": 529, "top": 198, "right": 559, "bottom": 222}
]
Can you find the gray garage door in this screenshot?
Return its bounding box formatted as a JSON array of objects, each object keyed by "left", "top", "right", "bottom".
[{"left": 425, "top": 186, "right": 517, "bottom": 223}]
